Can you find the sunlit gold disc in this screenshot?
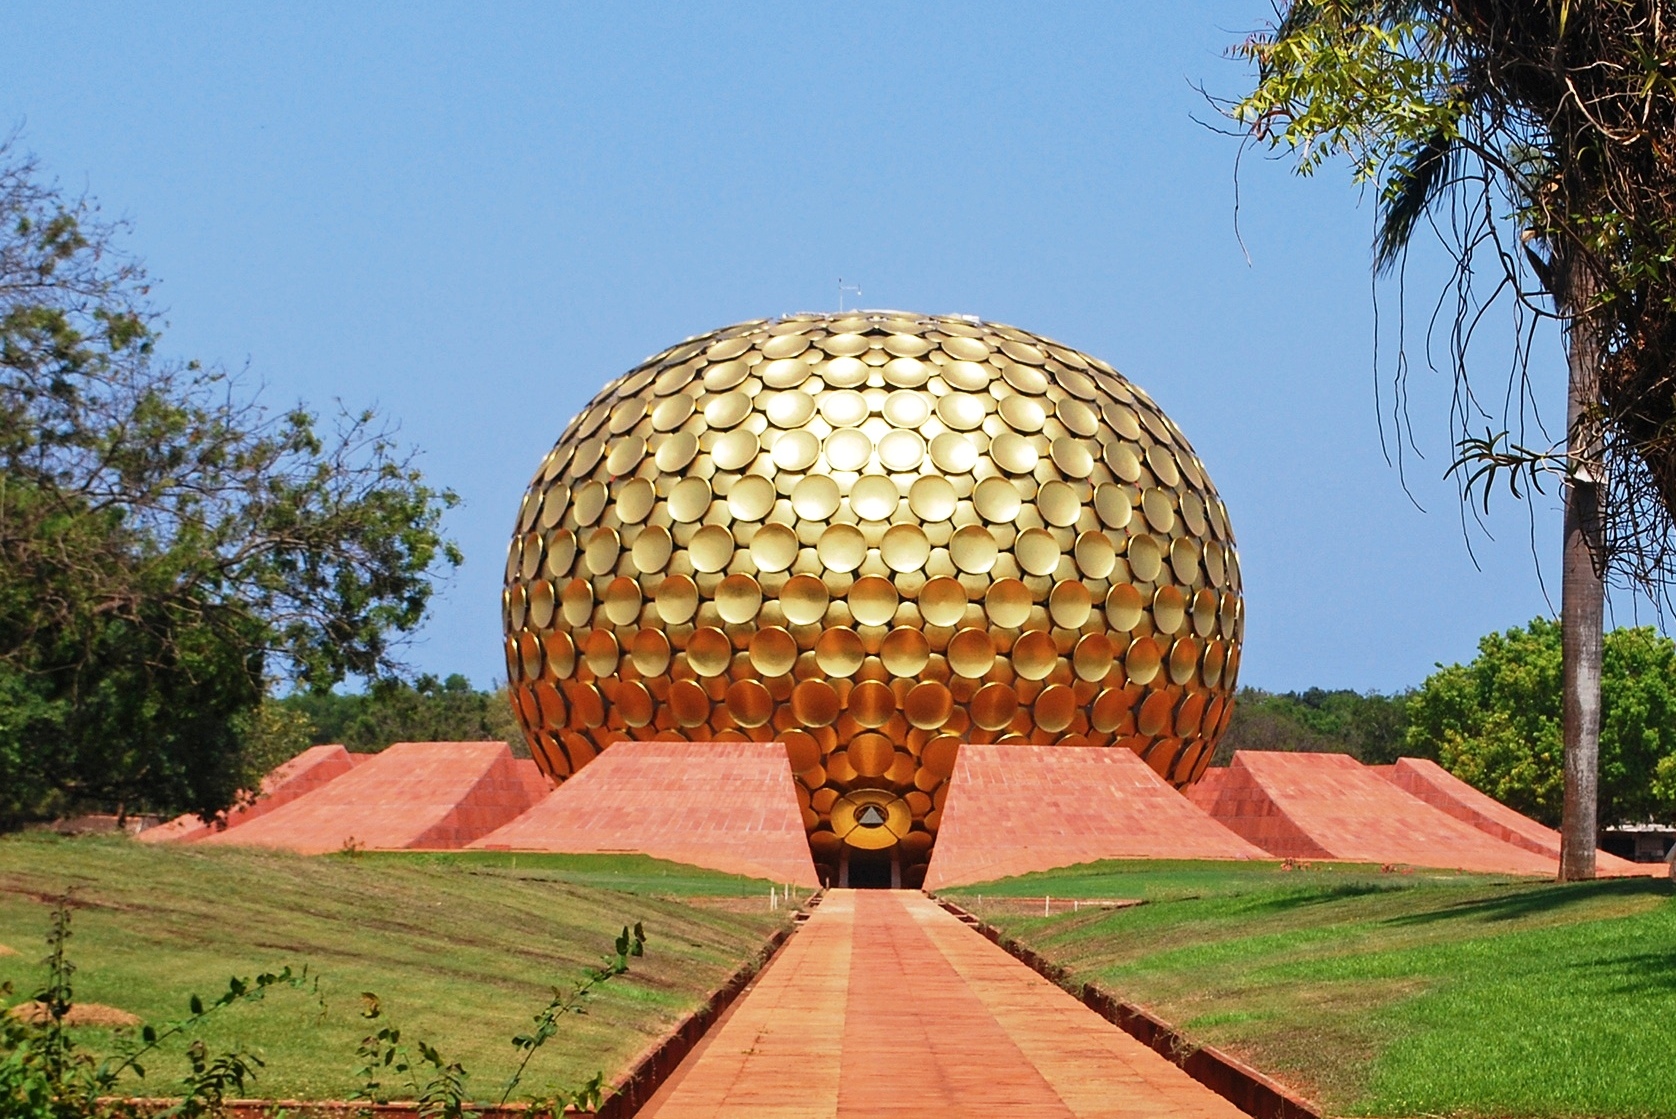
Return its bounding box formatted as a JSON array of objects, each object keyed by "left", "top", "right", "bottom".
[
  {"left": 971, "top": 682, "right": 1020, "bottom": 731},
  {"left": 851, "top": 474, "right": 900, "bottom": 521},
  {"left": 1171, "top": 537, "right": 1201, "bottom": 584},
  {"left": 716, "top": 573, "right": 763, "bottom": 624},
  {"left": 999, "top": 394, "right": 1046, "bottom": 432},
  {"left": 668, "top": 477, "right": 712, "bottom": 523},
  {"left": 921, "top": 735, "right": 961, "bottom": 779},
  {"left": 573, "top": 480, "right": 608, "bottom": 526},
  {"left": 585, "top": 629, "right": 619, "bottom": 676},
  {"left": 821, "top": 428, "right": 871, "bottom": 471},
  {"left": 1180, "top": 492, "right": 1208, "bottom": 537},
  {"left": 765, "top": 390, "right": 817, "bottom": 428},
  {"left": 1170, "top": 637, "right": 1200, "bottom": 686},
  {"left": 1175, "top": 691, "right": 1208, "bottom": 738},
  {"left": 791, "top": 474, "right": 841, "bottom": 519},
  {"left": 1012, "top": 630, "right": 1059, "bottom": 681},
  {"left": 1142, "top": 488, "right": 1176, "bottom": 533},
  {"left": 1090, "top": 687, "right": 1128, "bottom": 733},
  {"left": 727, "top": 474, "right": 775, "bottom": 521},
  {"left": 1049, "top": 581, "right": 1093, "bottom": 629},
  {"left": 689, "top": 525, "right": 734, "bottom": 573},
  {"left": 615, "top": 680, "right": 653, "bottom": 728},
  {"left": 1203, "top": 639, "right": 1227, "bottom": 688},
  {"left": 652, "top": 393, "right": 696, "bottom": 431},
  {"left": 822, "top": 332, "right": 869, "bottom": 357},
  {"left": 941, "top": 335, "right": 990, "bottom": 362},
  {"left": 1094, "top": 484, "right": 1133, "bottom": 530},
  {"left": 630, "top": 628, "right": 670, "bottom": 676},
  {"left": 781, "top": 574, "right": 829, "bottom": 625},
  {"left": 653, "top": 363, "right": 698, "bottom": 395},
  {"left": 1034, "top": 684, "right": 1076, "bottom": 733},
  {"left": 584, "top": 527, "right": 621, "bottom": 575},
  {"left": 936, "top": 393, "right": 986, "bottom": 431},
  {"left": 632, "top": 525, "right": 673, "bottom": 573},
  {"left": 850, "top": 680, "right": 896, "bottom": 728},
  {"left": 540, "top": 483, "right": 571, "bottom": 529},
  {"left": 904, "top": 681, "right": 954, "bottom": 730},
  {"left": 686, "top": 627, "right": 733, "bottom": 677},
  {"left": 947, "top": 628, "right": 996, "bottom": 678},
  {"left": 1016, "top": 528, "right": 1062, "bottom": 576},
  {"left": 985, "top": 578, "right": 1033, "bottom": 628},
  {"left": 527, "top": 579, "right": 556, "bottom": 628},
  {"left": 569, "top": 683, "right": 605, "bottom": 728},
  {"left": 879, "top": 429, "right": 926, "bottom": 471},
  {"left": 849, "top": 575, "right": 899, "bottom": 626},
  {"left": 908, "top": 475, "right": 958, "bottom": 521},
  {"left": 884, "top": 357, "right": 929, "bottom": 388},
  {"left": 706, "top": 336, "right": 752, "bottom": 362},
  {"left": 1128, "top": 533, "right": 1164, "bottom": 582},
  {"left": 919, "top": 576, "right": 969, "bottom": 626},
  {"left": 614, "top": 478, "right": 655, "bottom": 525},
  {"left": 749, "top": 522, "right": 799, "bottom": 572},
  {"left": 572, "top": 438, "right": 605, "bottom": 476},
  {"left": 770, "top": 430, "right": 820, "bottom": 471},
  {"left": 603, "top": 577, "right": 641, "bottom": 625},
  {"left": 543, "top": 529, "right": 577, "bottom": 581},
  {"left": 974, "top": 477, "right": 1022, "bottom": 522},
  {"left": 784, "top": 729, "right": 821, "bottom": 772},
  {"left": 518, "top": 632, "right": 541, "bottom": 681},
  {"left": 941, "top": 360, "right": 990, "bottom": 390},
  {"left": 706, "top": 428, "right": 758, "bottom": 472},
  {"left": 1038, "top": 480, "right": 1082, "bottom": 527},
  {"left": 929, "top": 432, "right": 978, "bottom": 473},
  {"left": 1055, "top": 397, "right": 1099, "bottom": 438},
  {"left": 746, "top": 626, "right": 797, "bottom": 677},
  {"left": 543, "top": 631, "right": 577, "bottom": 678},
  {"left": 847, "top": 734, "right": 895, "bottom": 777},
  {"left": 725, "top": 679, "right": 774, "bottom": 727},
  {"left": 668, "top": 679, "right": 710, "bottom": 727},
  {"left": 1106, "top": 583, "right": 1144, "bottom": 631},
  {"left": 821, "top": 355, "right": 868, "bottom": 388},
  {"left": 950, "top": 524, "right": 999, "bottom": 573},
  {"left": 884, "top": 333, "right": 931, "bottom": 358},
  {"left": 817, "top": 523, "right": 867, "bottom": 572},
  {"left": 606, "top": 436, "right": 646, "bottom": 476},
  {"left": 879, "top": 524, "right": 930, "bottom": 573},
  {"left": 1126, "top": 636, "right": 1163, "bottom": 685},
  {"left": 1192, "top": 588, "right": 1218, "bottom": 638},
  {"left": 1050, "top": 436, "right": 1095, "bottom": 478},
  {"left": 883, "top": 390, "right": 931, "bottom": 428},
  {"left": 881, "top": 627, "right": 932, "bottom": 676},
  {"left": 535, "top": 683, "right": 566, "bottom": 731},
  {"left": 1072, "top": 531, "right": 1117, "bottom": 580},
  {"left": 1137, "top": 690, "right": 1174, "bottom": 737},
  {"left": 1153, "top": 585, "right": 1187, "bottom": 635},
  {"left": 819, "top": 389, "right": 868, "bottom": 428},
  {"left": 655, "top": 574, "right": 698, "bottom": 624},
  {"left": 655, "top": 431, "right": 699, "bottom": 472},
  {"left": 1104, "top": 442, "right": 1142, "bottom": 483},
  {"left": 990, "top": 431, "right": 1039, "bottom": 474},
  {"left": 785, "top": 679, "right": 839, "bottom": 729},
  {"left": 561, "top": 578, "right": 594, "bottom": 627},
  {"left": 814, "top": 627, "right": 866, "bottom": 676},
  {"left": 1073, "top": 633, "right": 1115, "bottom": 682},
  {"left": 1000, "top": 338, "right": 1045, "bottom": 365},
  {"left": 761, "top": 357, "right": 811, "bottom": 389},
  {"left": 1147, "top": 443, "right": 1182, "bottom": 487},
  {"left": 1000, "top": 360, "right": 1049, "bottom": 394},
  {"left": 761, "top": 333, "right": 809, "bottom": 360}
]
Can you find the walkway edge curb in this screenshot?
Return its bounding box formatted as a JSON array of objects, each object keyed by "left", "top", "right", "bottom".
[
  {"left": 931, "top": 896, "right": 1321, "bottom": 1119},
  {"left": 599, "top": 892, "right": 819, "bottom": 1119}
]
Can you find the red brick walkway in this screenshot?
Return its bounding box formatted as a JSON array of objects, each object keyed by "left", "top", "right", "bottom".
[{"left": 639, "top": 890, "right": 1248, "bottom": 1118}]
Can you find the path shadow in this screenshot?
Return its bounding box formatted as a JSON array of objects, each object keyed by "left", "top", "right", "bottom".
[
  {"left": 1382, "top": 876, "right": 1670, "bottom": 927},
  {"left": 1575, "top": 948, "right": 1676, "bottom": 995}
]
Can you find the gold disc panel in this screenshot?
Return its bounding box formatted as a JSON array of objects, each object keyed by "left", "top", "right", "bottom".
[{"left": 503, "top": 312, "right": 1243, "bottom": 886}]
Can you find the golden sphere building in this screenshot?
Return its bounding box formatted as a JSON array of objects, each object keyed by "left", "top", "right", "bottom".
[{"left": 503, "top": 312, "right": 1243, "bottom": 885}]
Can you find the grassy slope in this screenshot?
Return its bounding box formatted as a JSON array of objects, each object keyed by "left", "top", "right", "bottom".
[
  {"left": 0, "top": 836, "right": 789, "bottom": 1101},
  {"left": 945, "top": 860, "right": 1676, "bottom": 1118}
]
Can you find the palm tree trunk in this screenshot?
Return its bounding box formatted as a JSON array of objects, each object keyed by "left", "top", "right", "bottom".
[{"left": 1560, "top": 261, "right": 1603, "bottom": 882}]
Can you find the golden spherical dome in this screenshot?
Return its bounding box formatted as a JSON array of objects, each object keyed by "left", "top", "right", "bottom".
[{"left": 503, "top": 311, "right": 1243, "bottom": 883}]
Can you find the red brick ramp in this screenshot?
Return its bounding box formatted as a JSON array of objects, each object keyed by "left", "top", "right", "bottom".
[
  {"left": 198, "top": 741, "right": 544, "bottom": 854},
  {"left": 138, "top": 744, "right": 357, "bottom": 844},
  {"left": 1197, "top": 751, "right": 1558, "bottom": 875},
  {"left": 471, "top": 740, "right": 819, "bottom": 888},
  {"left": 1379, "top": 756, "right": 1649, "bottom": 876},
  {"left": 923, "top": 745, "right": 1268, "bottom": 891}
]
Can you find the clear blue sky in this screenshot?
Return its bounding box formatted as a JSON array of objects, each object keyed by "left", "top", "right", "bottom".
[{"left": 2, "top": 2, "right": 1615, "bottom": 693}]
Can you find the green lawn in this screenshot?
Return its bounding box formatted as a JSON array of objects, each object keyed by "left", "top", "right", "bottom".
[
  {"left": 943, "top": 860, "right": 1676, "bottom": 1118},
  {"left": 0, "top": 835, "right": 790, "bottom": 1102}
]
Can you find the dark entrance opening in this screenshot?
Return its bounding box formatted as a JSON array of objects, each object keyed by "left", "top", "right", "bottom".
[{"left": 840, "top": 847, "right": 902, "bottom": 889}]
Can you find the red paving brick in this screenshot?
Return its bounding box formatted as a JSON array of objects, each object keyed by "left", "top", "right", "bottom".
[
  {"left": 1197, "top": 751, "right": 1558, "bottom": 875},
  {"left": 198, "top": 741, "right": 545, "bottom": 854},
  {"left": 138, "top": 744, "right": 358, "bottom": 844},
  {"left": 639, "top": 890, "right": 1251, "bottom": 1119},
  {"left": 471, "top": 740, "right": 819, "bottom": 887},
  {"left": 923, "top": 746, "right": 1266, "bottom": 891},
  {"left": 1378, "top": 757, "right": 1651, "bottom": 876}
]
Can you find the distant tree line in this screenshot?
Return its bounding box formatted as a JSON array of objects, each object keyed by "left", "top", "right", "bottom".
[{"left": 276, "top": 674, "right": 522, "bottom": 756}]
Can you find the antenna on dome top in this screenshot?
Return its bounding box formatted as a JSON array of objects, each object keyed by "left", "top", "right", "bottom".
[{"left": 838, "top": 278, "right": 861, "bottom": 312}]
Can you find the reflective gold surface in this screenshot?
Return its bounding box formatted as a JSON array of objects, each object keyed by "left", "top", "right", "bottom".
[{"left": 504, "top": 312, "right": 1243, "bottom": 884}]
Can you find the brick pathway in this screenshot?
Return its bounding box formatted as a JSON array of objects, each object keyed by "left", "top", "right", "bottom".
[{"left": 639, "top": 890, "right": 1249, "bottom": 1118}]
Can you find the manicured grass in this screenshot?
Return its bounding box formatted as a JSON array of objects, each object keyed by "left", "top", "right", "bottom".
[
  {"left": 944, "top": 860, "right": 1676, "bottom": 1117},
  {"left": 0, "top": 835, "right": 789, "bottom": 1101}
]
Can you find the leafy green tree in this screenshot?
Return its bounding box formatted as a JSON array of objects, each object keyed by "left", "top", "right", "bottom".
[
  {"left": 281, "top": 675, "right": 523, "bottom": 755},
  {"left": 1215, "top": 687, "right": 1413, "bottom": 765},
  {"left": 1407, "top": 617, "right": 1676, "bottom": 828},
  {"left": 0, "top": 143, "right": 459, "bottom": 825},
  {"left": 1230, "top": 2, "right": 1676, "bottom": 876}
]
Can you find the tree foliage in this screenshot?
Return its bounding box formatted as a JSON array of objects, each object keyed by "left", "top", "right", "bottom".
[
  {"left": 1231, "top": 0, "right": 1676, "bottom": 595},
  {"left": 1214, "top": 686, "right": 1413, "bottom": 765},
  {"left": 0, "top": 143, "right": 459, "bottom": 825},
  {"left": 1407, "top": 617, "right": 1676, "bottom": 826},
  {"left": 280, "top": 675, "right": 522, "bottom": 756}
]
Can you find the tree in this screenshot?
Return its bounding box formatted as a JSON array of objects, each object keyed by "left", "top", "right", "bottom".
[
  {"left": 0, "top": 142, "right": 460, "bottom": 825},
  {"left": 1230, "top": 2, "right": 1676, "bottom": 878},
  {"left": 280, "top": 675, "right": 524, "bottom": 755},
  {"left": 1214, "top": 686, "right": 1413, "bottom": 764},
  {"left": 1407, "top": 617, "right": 1676, "bottom": 828}
]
